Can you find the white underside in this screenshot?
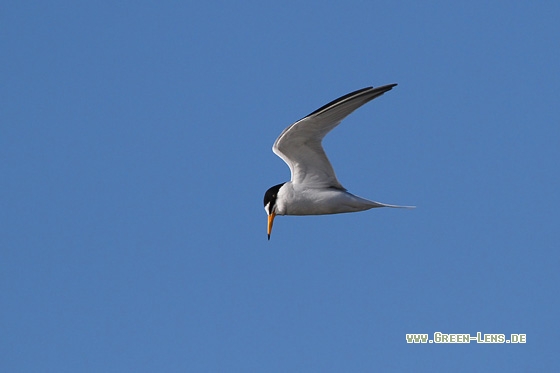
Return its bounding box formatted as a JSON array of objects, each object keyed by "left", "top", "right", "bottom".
[{"left": 274, "top": 182, "right": 410, "bottom": 216}]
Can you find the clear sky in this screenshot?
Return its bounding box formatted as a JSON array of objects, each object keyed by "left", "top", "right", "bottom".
[{"left": 2, "top": 1, "right": 559, "bottom": 371}]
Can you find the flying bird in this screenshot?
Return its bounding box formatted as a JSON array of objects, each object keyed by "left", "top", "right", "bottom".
[{"left": 263, "top": 84, "right": 413, "bottom": 240}]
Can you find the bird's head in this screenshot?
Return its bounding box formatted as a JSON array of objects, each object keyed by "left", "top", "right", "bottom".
[{"left": 263, "top": 183, "right": 285, "bottom": 240}]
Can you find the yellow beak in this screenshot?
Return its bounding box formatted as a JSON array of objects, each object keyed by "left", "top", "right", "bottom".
[{"left": 267, "top": 212, "right": 276, "bottom": 240}]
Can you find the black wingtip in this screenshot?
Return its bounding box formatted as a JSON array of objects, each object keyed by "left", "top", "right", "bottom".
[
  {"left": 377, "top": 83, "right": 398, "bottom": 92},
  {"left": 306, "top": 83, "right": 398, "bottom": 117}
]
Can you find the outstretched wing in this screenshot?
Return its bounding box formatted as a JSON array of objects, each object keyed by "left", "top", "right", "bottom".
[{"left": 273, "top": 84, "right": 397, "bottom": 189}]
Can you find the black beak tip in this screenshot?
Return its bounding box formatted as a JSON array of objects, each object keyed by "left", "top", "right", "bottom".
[{"left": 267, "top": 234, "right": 271, "bottom": 241}]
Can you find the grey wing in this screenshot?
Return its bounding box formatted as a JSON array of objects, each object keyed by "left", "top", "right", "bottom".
[{"left": 273, "top": 84, "right": 397, "bottom": 189}]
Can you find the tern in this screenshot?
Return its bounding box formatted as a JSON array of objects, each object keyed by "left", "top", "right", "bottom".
[{"left": 263, "top": 83, "right": 413, "bottom": 240}]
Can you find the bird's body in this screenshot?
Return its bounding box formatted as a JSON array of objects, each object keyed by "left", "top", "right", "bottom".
[
  {"left": 264, "top": 84, "right": 412, "bottom": 239},
  {"left": 273, "top": 182, "right": 395, "bottom": 216}
]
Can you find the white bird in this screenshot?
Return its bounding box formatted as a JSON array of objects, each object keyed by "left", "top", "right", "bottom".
[{"left": 263, "top": 84, "right": 413, "bottom": 240}]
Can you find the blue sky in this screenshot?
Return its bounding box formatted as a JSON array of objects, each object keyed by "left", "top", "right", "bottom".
[{"left": 2, "top": 1, "right": 559, "bottom": 371}]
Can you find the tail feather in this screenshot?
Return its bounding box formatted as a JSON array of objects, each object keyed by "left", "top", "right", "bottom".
[{"left": 368, "top": 201, "right": 416, "bottom": 209}]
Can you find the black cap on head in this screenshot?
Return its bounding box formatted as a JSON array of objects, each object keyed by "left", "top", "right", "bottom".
[{"left": 263, "top": 183, "right": 285, "bottom": 215}]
